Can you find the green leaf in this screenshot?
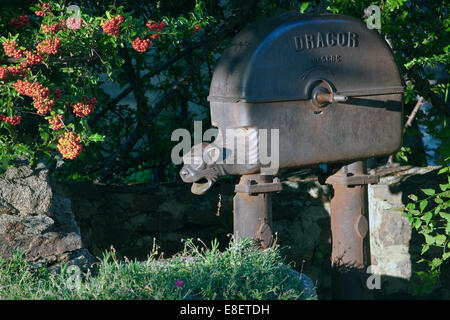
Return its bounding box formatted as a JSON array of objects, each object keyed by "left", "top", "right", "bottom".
[
  {"left": 406, "top": 202, "right": 416, "bottom": 210},
  {"left": 417, "top": 260, "right": 426, "bottom": 265},
  {"left": 299, "top": 2, "right": 309, "bottom": 13},
  {"left": 414, "top": 219, "right": 422, "bottom": 230},
  {"left": 422, "top": 189, "right": 435, "bottom": 196},
  {"left": 420, "top": 200, "right": 428, "bottom": 212},
  {"left": 409, "top": 194, "right": 418, "bottom": 201},
  {"left": 435, "top": 235, "right": 446, "bottom": 246},
  {"left": 439, "top": 212, "right": 450, "bottom": 221},
  {"left": 430, "top": 258, "right": 442, "bottom": 270},
  {"left": 423, "top": 211, "right": 432, "bottom": 225},
  {"left": 421, "top": 244, "right": 430, "bottom": 254},
  {"left": 424, "top": 233, "right": 435, "bottom": 245},
  {"left": 88, "top": 134, "right": 105, "bottom": 142},
  {"left": 440, "top": 183, "right": 449, "bottom": 191},
  {"left": 443, "top": 252, "right": 450, "bottom": 261}
]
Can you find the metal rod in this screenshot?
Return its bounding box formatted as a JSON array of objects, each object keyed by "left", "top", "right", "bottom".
[
  {"left": 327, "top": 160, "right": 372, "bottom": 299},
  {"left": 233, "top": 174, "right": 275, "bottom": 248}
]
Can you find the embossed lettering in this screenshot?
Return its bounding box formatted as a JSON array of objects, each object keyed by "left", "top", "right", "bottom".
[
  {"left": 348, "top": 32, "right": 358, "bottom": 47},
  {"left": 316, "top": 32, "right": 325, "bottom": 48},
  {"left": 294, "top": 36, "right": 303, "bottom": 51},
  {"left": 305, "top": 34, "right": 314, "bottom": 49},
  {"left": 294, "top": 32, "right": 358, "bottom": 51},
  {"left": 337, "top": 32, "right": 347, "bottom": 46},
  {"left": 326, "top": 32, "right": 336, "bottom": 46},
  {"left": 312, "top": 55, "right": 342, "bottom": 63}
]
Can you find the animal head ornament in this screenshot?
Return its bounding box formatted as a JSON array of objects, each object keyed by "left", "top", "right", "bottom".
[{"left": 179, "top": 128, "right": 260, "bottom": 194}]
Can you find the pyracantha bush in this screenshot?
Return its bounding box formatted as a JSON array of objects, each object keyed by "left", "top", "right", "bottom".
[{"left": 0, "top": 0, "right": 214, "bottom": 180}]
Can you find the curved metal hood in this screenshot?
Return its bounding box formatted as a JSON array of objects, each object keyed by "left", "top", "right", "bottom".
[{"left": 208, "top": 12, "right": 403, "bottom": 104}]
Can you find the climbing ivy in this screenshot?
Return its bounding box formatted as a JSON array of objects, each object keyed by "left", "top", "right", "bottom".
[{"left": 403, "top": 157, "right": 450, "bottom": 295}]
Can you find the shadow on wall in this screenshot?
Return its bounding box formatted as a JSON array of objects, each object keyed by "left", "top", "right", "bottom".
[
  {"left": 57, "top": 166, "right": 448, "bottom": 300},
  {"left": 381, "top": 167, "right": 449, "bottom": 299},
  {"left": 58, "top": 178, "right": 236, "bottom": 260},
  {"left": 57, "top": 169, "right": 333, "bottom": 297}
]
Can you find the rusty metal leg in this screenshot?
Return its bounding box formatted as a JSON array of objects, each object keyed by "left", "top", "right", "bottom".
[
  {"left": 233, "top": 174, "right": 282, "bottom": 249},
  {"left": 326, "top": 161, "right": 377, "bottom": 299}
]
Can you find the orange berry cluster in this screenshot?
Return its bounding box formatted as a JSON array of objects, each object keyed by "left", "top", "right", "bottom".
[
  {"left": 146, "top": 20, "right": 167, "bottom": 31},
  {"left": 35, "top": 3, "right": 50, "bottom": 17},
  {"left": 132, "top": 37, "right": 152, "bottom": 52},
  {"left": 2, "top": 40, "right": 45, "bottom": 78},
  {"left": 57, "top": 131, "right": 82, "bottom": 159},
  {"left": 2, "top": 40, "right": 23, "bottom": 58},
  {"left": 21, "top": 50, "right": 45, "bottom": 68},
  {"left": 72, "top": 97, "right": 97, "bottom": 117},
  {"left": 14, "top": 79, "right": 49, "bottom": 98},
  {"left": 48, "top": 114, "right": 64, "bottom": 130},
  {"left": 36, "top": 37, "right": 60, "bottom": 55},
  {"left": 7, "top": 65, "right": 27, "bottom": 77},
  {"left": 41, "top": 23, "right": 61, "bottom": 33},
  {"left": 8, "top": 16, "right": 30, "bottom": 28},
  {"left": 0, "top": 66, "right": 8, "bottom": 79},
  {"left": 101, "top": 15, "right": 124, "bottom": 37},
  {"left": 14, "top": 79, "right": 54, "bottom": 114},
  {"left": 146, "top": 20, "right": 167, "bottom": 39},
  {"left": 33, "top": 98, "right": 55, "bottom": 114},
  {"left": 0, "top": 115, "right": 21, "bottom": 126}
]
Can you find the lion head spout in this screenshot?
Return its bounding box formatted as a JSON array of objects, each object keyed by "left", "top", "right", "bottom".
[
  {"left": 179, "top": 128, "right": 260, "bottom": 195},
  {"left": 179, "top": 142, "right": 226, "bottom": 195}
]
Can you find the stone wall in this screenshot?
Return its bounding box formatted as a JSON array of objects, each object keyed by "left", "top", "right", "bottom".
[
  {"left": 369, "top": 166, "right": 449, "bottom": 299},
  {"left": 0, "top": 163, "right": 93, "bottom": 271},
  {"left": 58, "top": 165, "right": 450, "bottom": 299},
  {"left": 1, "top": 164, "right": 448, "bottom": 299},
  {"left": 57, "top": 171, "right": 331, "bottom": 267}
]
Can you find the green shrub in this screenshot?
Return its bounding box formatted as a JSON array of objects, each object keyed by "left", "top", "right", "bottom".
[
  {"left": 0, "top": 238, "right": 315, "bottom": 300},
  {"left": 403, "top": 158, "right": 450, "bottom": 295}
]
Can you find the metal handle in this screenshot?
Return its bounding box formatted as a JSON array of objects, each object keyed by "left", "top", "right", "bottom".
[{"left": 315, "top": 92, "right": 348, "bottom": 105}]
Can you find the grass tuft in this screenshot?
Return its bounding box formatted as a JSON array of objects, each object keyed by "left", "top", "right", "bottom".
[{"left": 0, "top": 238, "right": 316, "bottom": 300}]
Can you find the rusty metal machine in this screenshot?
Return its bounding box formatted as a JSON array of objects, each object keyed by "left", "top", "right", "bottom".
[{"left": 180, "top": 9, "right": 403, "bottom": 299}]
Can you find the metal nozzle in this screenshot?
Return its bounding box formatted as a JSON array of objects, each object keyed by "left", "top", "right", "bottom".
[{"left": 315, "top": 92, "right": 348, "bottom": 105}]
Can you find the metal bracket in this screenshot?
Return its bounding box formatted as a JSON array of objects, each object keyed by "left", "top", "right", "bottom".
[
  {"left": 325, "top": 173, "right": 379, "bottom": 186},
  {"left": 235, "top": 177, "right": 283, "bottom": 194}
]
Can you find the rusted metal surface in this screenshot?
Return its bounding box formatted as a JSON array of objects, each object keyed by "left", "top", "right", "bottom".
[
  {"left": 233, "top": 175, "right": 280, "bottom": 249},
  {"left": 234, "top": 176, "right": 282, "bottom": 193},
  {"left": 210, "top": 94, "right": 403, "bottom": 169},
  {"left": 327, "top": 161, "right": 373, "bottom": 299},
  {"left": 208, "top": 13, "right": 403, "bottom": 105},
  {"left": 208, "top": 12, "right": 404, "bottom": 167},
  {"left": 179, "top": 10, "right": 405, "bottom": 300},
  {"left": 326, "top": 172, "right": 379, "bottom": 186}
]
